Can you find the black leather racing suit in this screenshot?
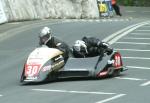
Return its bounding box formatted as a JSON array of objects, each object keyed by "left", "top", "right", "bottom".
[
  {"left": 45, "top": 36, "right": 70, "bottom": 62},
  {"left": 73, "top": 36, "right": 113, "bottom": 58}
]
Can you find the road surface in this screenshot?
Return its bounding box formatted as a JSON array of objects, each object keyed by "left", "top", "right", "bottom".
[{"left": 0, "top": 6, "right": 150, "bottom": 103}]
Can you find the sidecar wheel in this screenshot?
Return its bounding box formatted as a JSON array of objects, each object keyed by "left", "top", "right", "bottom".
[{"left": 113, "top": 69, "right": 120, "bottom": 77}]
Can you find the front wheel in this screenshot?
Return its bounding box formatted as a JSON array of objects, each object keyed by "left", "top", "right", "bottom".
[{"left": 20, "top": 68, "right": 25, "bottom": 83}]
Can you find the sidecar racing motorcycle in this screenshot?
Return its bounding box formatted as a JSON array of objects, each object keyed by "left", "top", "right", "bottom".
[{"left": 20, "top": 45, "right": 126, "bottom": 84}]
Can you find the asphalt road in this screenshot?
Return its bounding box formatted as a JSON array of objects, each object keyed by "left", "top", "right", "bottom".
[{"left": 0, "top": 7, "right": 150, "bottom": 103}]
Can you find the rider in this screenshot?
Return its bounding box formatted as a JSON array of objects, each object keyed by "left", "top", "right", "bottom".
[
  {"left": 72, "top": 36, "right": 113, "bottom": 58},
  {"left": 39, "top": 26, "right": 70, "bottom": 62}
]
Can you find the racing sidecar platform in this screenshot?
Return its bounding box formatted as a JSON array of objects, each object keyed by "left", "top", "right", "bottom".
[
  {"left": 52, "top": 52, "right": 124, "bottom": 79},
  {"left": 20, "top": 46, "right": 126, "bottom": 84}
]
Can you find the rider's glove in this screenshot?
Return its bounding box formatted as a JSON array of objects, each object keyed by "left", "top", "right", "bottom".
[
  {"left": 106, "top": 48, "right": 113, "bottom": 55},
  {"left": 98, "top": 42, "right": 109, "bottom": 49}
]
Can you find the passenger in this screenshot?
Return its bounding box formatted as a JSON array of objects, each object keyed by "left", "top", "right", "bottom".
[{"left": 72, "top": 36, "right": 113, "bottom": 58}]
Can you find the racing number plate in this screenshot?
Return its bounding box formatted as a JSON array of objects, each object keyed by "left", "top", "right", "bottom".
[
  {"left": 114, "top": 53, "right": 122, "bottom": 68},
  {"left": 25, "top": 64, "right": 41, "bottom": 77}
]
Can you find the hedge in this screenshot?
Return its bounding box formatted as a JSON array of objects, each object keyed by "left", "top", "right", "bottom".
[{"left": 117, "top": 0, "right": 150, "bottom": 7}]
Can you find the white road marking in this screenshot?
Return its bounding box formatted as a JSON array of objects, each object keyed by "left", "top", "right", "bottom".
[
  {"left": 130, "top": 33, "right": 150, "bottom": 35},
  {"left": 32, "top": 89, "right": 125, "bottom": 103},
  {"left": 95, "top": 94, "right": 126, "bottom": 103},
  {"left": 126, "top": 66, "right": 150, "bottom": 70},
  {"left": 136, "top": 30, "right": 150, "bottom": 32},
  {"left": 103, "top": 21, "right": 150, "bottom": 43},
  {"left": 8, "top": 22, "right": 20, "bottom": 24},
  {"left": 124, "top": 37, "right": 150, "bottom": 40},
  {"left": 108, "top": 19, "right": 113, "bottom": 22},
  {"left": 126, "top": 11, "right": 136, "bottom": 13},
  {"left": 104, "top": 21, "right": 150, "bottom": 44},
  {"left": 102, "top": 19, "right": 107, "bottom": 22},
  {"left": 115, "top": 48, "right": 150, "bottom": 52},
  {"left": 125, "top": 11, "right": 150, "bottom": 13},
  {"left": 0, "top": 21, "right": 63, "bottom": 41},
  {"left": 143, "top": 11, "right": 150, "bottom": 13},
  {"left": 32, "top": 89, "right": 116, "bottom": 95},
  {"left": 115, "top": 77, "right": 147, "bottom": 81},
  {"left": 64, "top": 19, "right": 130, "bottom": 23},
  {"left": 116, "top": 42, "right": 150, "bottom": 45},
  {"left": 0, "top": 94, "right": 3, "bottom": 97},
  {"left": 122, "top": 57, "right": 150, "bottom": 60},
  {"left": 143, "top": 25, "right": 150, "bottom": 27},
  {"left": 140, "top": 81, "right": 150, "bottom": 86}
]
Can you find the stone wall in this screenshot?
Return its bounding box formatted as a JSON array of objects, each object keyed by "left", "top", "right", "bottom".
[{"left": 1, "top": 0, "right": 99, "bottom": 22}]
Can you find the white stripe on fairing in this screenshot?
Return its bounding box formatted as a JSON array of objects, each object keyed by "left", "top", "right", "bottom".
[
  {"left": 124, "top": 37, "right": 150, "bottom": 40},
  {"left": 32, "top": 89, "right": 116, "bottom": 95},
  {"left": 126, "top": 66, "right": 150, "bottom": 70},
  {"left": 116, "top": 42, "right": 150, "bottom": 45},
  {"left": 115, "top": 77, "right": 147, "bottom": 81},
  {"left": 140, "top": 81, "right": 150, "bottom": 86},
  {"left": 115, "top": 49, "right": 150, "bottom": 52},
  {"left": 67, "top": 69, "right": 88, "bottom": 71},
  {"left": 96, "top": 94, "right": 126, "bottom": 103},
  {"left": 122, "top": 57, "right": 150, "bottom": 60}
]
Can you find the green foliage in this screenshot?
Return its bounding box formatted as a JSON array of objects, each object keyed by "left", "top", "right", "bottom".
[{"left": 117, "top": 0, "right": 150, "bottom": 7}]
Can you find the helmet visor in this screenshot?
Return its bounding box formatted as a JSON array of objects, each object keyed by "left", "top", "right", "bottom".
[{"left": 39, "top": 34, "right": 50, "bottom": 45}]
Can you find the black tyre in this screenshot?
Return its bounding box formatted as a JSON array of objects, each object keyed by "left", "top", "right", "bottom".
[{"left": 113, "top": 69, "right": 121, "bottom": 77}]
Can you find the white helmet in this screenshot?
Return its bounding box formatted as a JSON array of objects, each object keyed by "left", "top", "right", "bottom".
[
  {"left": 39, "top": 27, "right": 52, "bottom": 45},
  {"left": 73, "top": 40, "right": 88, "bottom": 54},
  {"left": 39, "top": 27, "right": 51, "bottom": 38}
]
